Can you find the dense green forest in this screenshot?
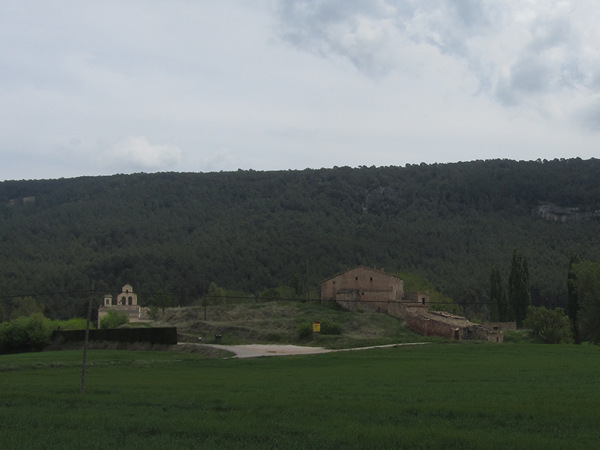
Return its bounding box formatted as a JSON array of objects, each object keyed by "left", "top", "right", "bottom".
[{"left": 1, "top": 158, "right": 599, "bottom": 320}]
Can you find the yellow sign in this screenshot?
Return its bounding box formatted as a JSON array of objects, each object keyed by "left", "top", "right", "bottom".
[{"left": 312, "top": 321, "right": 320, "bottom": 333}]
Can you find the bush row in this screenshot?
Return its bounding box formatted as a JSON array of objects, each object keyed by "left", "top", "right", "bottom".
[
  {"left": 1, "top": 313, "right": 178, "bottom": 354},
  {"left": 52, "top": 327, "right": 178, "bottom": 345},
  {"left": 0, "top": 314, "right": 51, "bottom": 354}
]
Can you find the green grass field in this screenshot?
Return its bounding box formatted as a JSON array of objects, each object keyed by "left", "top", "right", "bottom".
[{"left": 1, "top": 343, "right": 599, "bottom": 449}]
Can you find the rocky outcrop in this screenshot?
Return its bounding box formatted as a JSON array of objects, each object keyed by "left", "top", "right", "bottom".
[{"left": 536, "top": 202, "right": 600, "bottom": 222}]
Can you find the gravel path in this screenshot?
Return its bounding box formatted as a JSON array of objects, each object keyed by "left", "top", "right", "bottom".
[{"left": 195, "top": 342, "right": 428, "bottom": 358}]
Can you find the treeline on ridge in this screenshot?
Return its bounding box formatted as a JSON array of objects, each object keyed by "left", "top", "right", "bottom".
[{"left": 1, "top": 158, "right": 600, "bottom": 320}]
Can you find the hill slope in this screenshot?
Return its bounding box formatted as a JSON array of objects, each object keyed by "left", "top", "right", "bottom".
[
  {"left": 160, "top": 301, "right": 423, "bottom": 348},
  {"left": 1, "top": 158, "right": 599, "bottom": 319}
]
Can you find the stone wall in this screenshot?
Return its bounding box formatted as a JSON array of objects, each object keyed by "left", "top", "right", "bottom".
[
  {"left": 405, "top": 292, "right": 430, "bottom": 305},
  {"left": 404, "top": 313, "right": 462, "bottom": 340},
  {"left": 464, "top": 324, "right": 504, "bottom": 343},
  {"left": 328, "top": 297, "right": 388, "bottom": 314},
  {"left": 98, "top": 305, "right": 149, "bottom": 323},
  {"left": 387, "top": 301, "right": 427, "bottom": 320}
]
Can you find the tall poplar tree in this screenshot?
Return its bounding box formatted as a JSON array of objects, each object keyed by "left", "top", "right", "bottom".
[
  {"left": 489, "top": 267, "right": 506, "bottom": 321},
  {"left": 508, "top": 250, "right": 531, "bottom": 327},
  {"left": 572, "top": 261, "right": 600, "bottom": 344}
]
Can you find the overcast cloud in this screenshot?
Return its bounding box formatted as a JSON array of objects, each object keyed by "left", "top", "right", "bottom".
[{"left": 1, "top": 0, "right": 599, "bottom": 181}]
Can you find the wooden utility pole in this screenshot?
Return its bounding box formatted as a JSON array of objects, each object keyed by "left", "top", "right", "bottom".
[
  {"left": 306, "top": 258, "right": 310, "bottom": 302},
  {"left": 80, "top": 282, "right": 94, "bottom": 394}
]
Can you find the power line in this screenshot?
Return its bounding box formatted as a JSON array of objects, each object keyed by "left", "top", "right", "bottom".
[
  {"left": 0, "top": 290, "right": 92, "bottom": 300},
  {"left": 0, "top": 289, "right": 578, "bottom": 306}
]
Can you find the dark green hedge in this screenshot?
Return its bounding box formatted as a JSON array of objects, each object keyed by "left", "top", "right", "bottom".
[{"left": 51, "top": 327, "right": 177, "bottom": 345}]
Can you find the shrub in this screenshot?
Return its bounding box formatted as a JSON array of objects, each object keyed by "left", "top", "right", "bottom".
[
  {"left": 0, "top": 313, "right": 51, "bottom": 353},
  {"left": 320, "top": 319, "right": 342, "bottom": 335},
  {"left": 147, "top": 305, "right": 159, "bottom": 320},
  {"left": 266, "top": 333, "right": 281, "bottom": 342},
  {"left": 502, "top": 330, "right": 534, "bottom": 344},
  {"left": 49, "top": 317, "right": 88, "bottom": 331},
  {"left": 523, "top": 306, "right": 572, "bottom": 344},
  {"left": 297, "top": 322, "right": 312, "bottom": 340},
  {"left": 99, "top": 310, "right": 129, "bottom": 329}
]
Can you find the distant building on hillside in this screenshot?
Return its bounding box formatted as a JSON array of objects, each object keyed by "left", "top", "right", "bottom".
[
  {"left": 115, "top": 284, "right": 138, "bottom": 306},
  {"left": 321, "top": 266, "right": 502, "bottom": 343},
  {"left": 321, "top": 266, "right": 422, "bottom": 313},
  {"left": 98, "top": 284, "right": 149, "bottom": 324}
]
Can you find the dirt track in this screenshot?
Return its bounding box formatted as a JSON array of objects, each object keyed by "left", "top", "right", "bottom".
[{"left": 196, "top": 342, "right": 427, "bottom": 358}]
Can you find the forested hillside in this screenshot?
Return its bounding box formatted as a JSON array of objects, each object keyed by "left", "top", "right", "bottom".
[{"left": 1, "top": 158, "right": 599, "bottom": 320}]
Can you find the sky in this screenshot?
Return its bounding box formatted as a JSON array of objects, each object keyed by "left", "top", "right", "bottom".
[{"left": 1, "top": 0, "right": 599, "bottom": 181}]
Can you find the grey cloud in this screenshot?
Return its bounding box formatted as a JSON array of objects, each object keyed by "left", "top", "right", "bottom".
[
  {"left": 453, "top": 0, "right": 491, "bottom": 29},
  {"left": 274, "top": 0, "right": 600, "bottom": 128},
  {"left": 509, "top": 59, "right": 552, "bottom": 93},
  {"left": 495, "top": 10, "right": 591, "bottom": 107},
  {"left": 276, "top": 0, "right": 406, "bottom": 76},
  {"left": 576, "top": 100, "right": 600, "bottom": 131},
  {"left": 408, "top": 1, "right": 495, "bottom": 56},
  {"left": 528, "top": 15, "right": 573, "bottom": 53},
  {"left": 275, "top": 1, "right": 496, "bottom": 72},
  {"left": 496, "top": 59, "right": 552, "bottom": 106}
]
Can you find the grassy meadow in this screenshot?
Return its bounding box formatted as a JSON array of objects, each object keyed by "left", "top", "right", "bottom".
[{"left": 1, "top": 343, "right": 599, "bottom": 449}]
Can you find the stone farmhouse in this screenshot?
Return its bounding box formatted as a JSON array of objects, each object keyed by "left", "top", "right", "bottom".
[
  {"left": 321, "top": 266, "right": 502, "bottom": 343},
  {"left": 97, "top": 284, "right": 149, "bottom": 323}
]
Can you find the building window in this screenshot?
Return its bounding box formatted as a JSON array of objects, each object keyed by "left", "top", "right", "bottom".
[{"left": 355, "top": 277, "right": 358, "bottom": 281}]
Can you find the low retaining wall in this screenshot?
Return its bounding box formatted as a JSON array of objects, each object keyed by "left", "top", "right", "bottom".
[
  {"left": 51, "top": 327, "right": 178, "bottom": 345},
  {"left": 98, "top": 305, "right": 150, "bottom": 322},
  {"left": 404, "top": 313, "right": 462, "bottom": 340}
]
